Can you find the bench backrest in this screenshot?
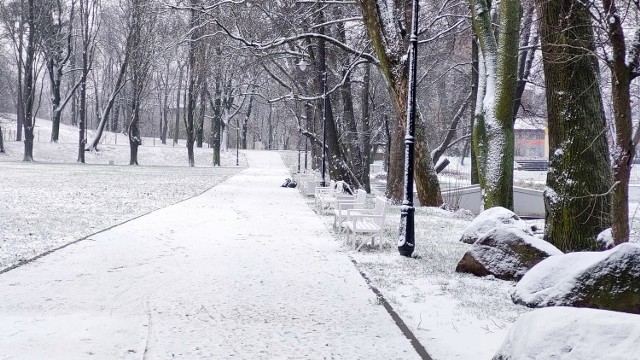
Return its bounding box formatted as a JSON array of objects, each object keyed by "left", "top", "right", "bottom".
[
  {"left": 354, "top": 189, "right": 367, "bottom": 205},
  {"left": 371, "top": 197, "right": 387, "bottom": 226}
]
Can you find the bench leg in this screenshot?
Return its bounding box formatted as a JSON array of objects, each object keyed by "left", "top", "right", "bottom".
[{"left": 356, "top": 235, "right": 368, "bottom": 251}]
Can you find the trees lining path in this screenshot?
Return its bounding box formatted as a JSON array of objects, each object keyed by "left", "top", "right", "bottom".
[{"left": 0, "top": 151, "right": 422, "bottom": 359}]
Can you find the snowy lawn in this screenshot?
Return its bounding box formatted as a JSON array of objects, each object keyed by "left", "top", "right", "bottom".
[
  {"left": 0, "top": 162, "right": 241, "bottom": 270},
  {"left": 1, "top": 117, "right": 245, "bottom": 270}
]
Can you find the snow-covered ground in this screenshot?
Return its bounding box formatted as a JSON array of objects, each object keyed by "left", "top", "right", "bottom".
[
  {"left": 1, "top": 116, "right": 245, "bottom": 269},
  {"left": 2, "top": 116, "right": 638, "bottom": 359}
]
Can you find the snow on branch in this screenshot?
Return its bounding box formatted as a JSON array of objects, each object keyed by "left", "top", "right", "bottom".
[
  {"left": 267, "top": 59, "right": 369, "bottom": 103},
  {"left": 214, "top": 20, "right": 379, "bottom": 65}
]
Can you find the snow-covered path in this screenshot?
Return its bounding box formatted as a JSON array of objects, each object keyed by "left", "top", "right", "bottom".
[{"left": 0, "top": 151, "right": 419, "bottom": 359}]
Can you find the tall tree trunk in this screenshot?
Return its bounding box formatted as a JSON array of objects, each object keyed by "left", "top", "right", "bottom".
[
  {"left": 469, "top": 0, "right": 521, "bottom": 210},
  {"left": 336, "top": 19, "right": 364, "bottom": 187},
  {"left": 186, "top": 67, "right": 196, "bottom": 166},
  {"left": 0, "top": 126, "right": 4, "bottom": 153},
  {"left": 77, "top": 0, "right": 91, "bottom": 164},
  {"left": 536, "top": 0, "right": 613, "bottom": 251},
  {"left": 128, "top": 113, "right": 141, "bottom": 165},
  {"left": 174, "top": 65, "right": 183, "bottom": 145},
  {"left": 49, "top": 62, "right": 62, "bottom": 142},
  {"left": 22, "top": 0, "right": 36, "bottom": 162},
  {"left": 196, "top": 89, "right": 206, "bottom": 148},
  {"left": 603, "top": 0, "right": 638, "bottom": 245},
  {"left": 267, "top": 105, "right": 273, "bottom": 150},
  {"left": 242, "top": 94, "right": 254, "bottom": 149},
  {"left": 361, "top": 62, "right": 372, "bottom": 193},
  {"left": 70, "top": 49, "right": 78, "bottom": 127},
  {"left": 160, "top": 62, "right": 169, "bottom": 145},
  {"left": 470, "top": 34, "right": 480, "bottom": 185},
  {"left": 209, "top": 75, "right": 222, "bottom": 166},
  {"left": 16, "top": 17, "right": 24, "bottom": 143},
  {"left": 357, "top": 0, "right": 442, "bottom": 206}
]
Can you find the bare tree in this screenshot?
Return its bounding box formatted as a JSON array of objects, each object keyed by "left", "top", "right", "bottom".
[
  {"left": 593, "top": 0, "right": 640, "bottom": 244},
  {"left": 357, "top": 0, "right": 443, "bottom": 205},
  {"left": 77, "top": 0, "right": 99, "bottom": 163},
  {"left": 127, "top": 0, "right": 157, "bottom": 165},
  {"left": 41, "top": 0, "right": 77, "bottom": 142}
]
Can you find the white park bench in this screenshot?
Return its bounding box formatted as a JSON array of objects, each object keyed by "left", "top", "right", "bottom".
[
  {"left": 340, "top": 197, "right": 387, "bottom": 250},
  {"left": 315, "top": 181, "right": 356, "bottom": 214},
  {"left": 299, "top": 174, "right": 319, "bottom": 197},
  {"left": 331, "top": 189, "right": 367, "bottom": 227}
]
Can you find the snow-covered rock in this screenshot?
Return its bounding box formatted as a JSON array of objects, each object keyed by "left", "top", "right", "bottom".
[
  {"left": 456, "top": 227, "right": 562, "bottom": 281},
  {"left": 512, "top": 243, "right": 640, "bottom": 314},
  {"left": 459, "top": 207, "right": 533, "bottom": 244},
  {"left": 493, "top": 307, "right": 640, "bottom": 360},
  {"left": 596, "top": 228, "right": 615, "bottom": 250}
]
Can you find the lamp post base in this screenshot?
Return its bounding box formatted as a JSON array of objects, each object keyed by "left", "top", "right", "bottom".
[{"left": 398, "top": 205, "right": 415, "bottom": 257}]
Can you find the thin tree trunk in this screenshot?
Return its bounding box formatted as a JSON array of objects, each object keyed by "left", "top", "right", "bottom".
[
  {"left": 361, "top": 62, "right": 372, "bottom": 193},
  {"left": 87, "top": 52, "right": 129, "bottom": 151},
  {"left": 174, "top": 65, "right": 183, "bottom": 145},
  {"left": 603, "top": 0, "right": 635, "bottom": 244},
  {"left": 242, "top": 94, "right": 254, "bottom": 149},
  {"left": 470, "top": 34, "right": 480, "bottom": 184},
  {"left": 0, "top": 126, "right": 4, "bottom": 153},
  {"left": 161, "top": 66, "right": 169, "bottom": 144},
  {"left": 22, "top": 0, "right": 36, "bottom": 162},
  {"left": 49, "top": 62, "right": 62, "bottom": 142},
  {"left": 209, "top": 75, "right": 222, "bottom": 166},
  {"left": 196, "top": 89, "right": 206, "bottom": 147},
  {"left": 16, "top": 17, "right": 24, "bottom": 143}
]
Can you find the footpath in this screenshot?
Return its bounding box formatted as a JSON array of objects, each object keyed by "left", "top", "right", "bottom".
[{"left": 0, "top": 151, "right": 420, "bottom": 359}]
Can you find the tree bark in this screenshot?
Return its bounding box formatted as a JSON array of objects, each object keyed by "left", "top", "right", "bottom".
[
  {"left": 361, "top": 62, "right": 372, "bottom": 193},
  {"left": 0, "top": 126, "right": 4, "bottom": 153},
  {"left": 357, "top": 0, "right": 442, "bottom": 206},
  {"left": 241, "top": 94, "right": 254, "bottom": 149},
  {"left": 22, "top": 0, "right": 36, "bottom": 162},
  {"left": 470, "top": 34, "right": 480, "bottom": 185},
  {"left": 536, "top": 0, "right": 613, "bottom": 251},
  {"left": 87, "top": 46, "right": 130, "bottom": 151},
  {"left": 469, "top": 0, "right": 521, "bottom": 210},
  {"left": 196, "top": 89, "right": 206, "bottom": 148},
  {"left": 602, "top": 0, "right": 637, "bottom": 244},
  {"left": 174, "top": 64, "right": 183, "bottom": 146}
]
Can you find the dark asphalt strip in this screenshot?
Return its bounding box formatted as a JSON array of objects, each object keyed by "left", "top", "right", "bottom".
[{"left": 350, "top": 257, "right": 434, "bottom": 360}]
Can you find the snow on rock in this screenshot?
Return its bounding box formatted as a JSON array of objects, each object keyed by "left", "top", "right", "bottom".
[
  {"left": 456, "top": 227, "right": 562, "bottom": 281},
  {"left": 512, "top": 243, "right": 640, "bottom": 314},
  {"left": 597, "top": 228, "right": 615, "bottom": 250},
  {"left": 460, "top": 207, "right": 533, "bottom": 244},
  {"left": 492, "top": 307, "right": 640, "bottom": 360}
]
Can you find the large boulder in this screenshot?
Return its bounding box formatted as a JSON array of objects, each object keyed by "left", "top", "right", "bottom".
[
  {"left": 460, "top": 207, "right": 533, "bottom": 244},
  {"left": 512, "top": 243, "right": 640, "bottom": 314},
  {"left": 493, "top": 307, "right": 640, "bottom": 360},
  {"left": 456, "top": 227, "right": 562, "bottom": 281}
]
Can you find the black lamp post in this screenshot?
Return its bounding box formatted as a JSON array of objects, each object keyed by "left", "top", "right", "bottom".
[
  {"left": 297, "top": 60, "right": 327, "bottom": 186},
  {"left": 304, "top": 124, "right": 308, "bottom": 172},
  {"left": 320, "top": 71, "right": 327, "bottom": 187},
  {"left": 236, "top": 125, "right": 239, "bottom": 166},
  {"left": 399, "top": 0, "right": 420, "bottom": 257},
  {"left": 297, "top": 132, "right": 301, "bottom": 173}
]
